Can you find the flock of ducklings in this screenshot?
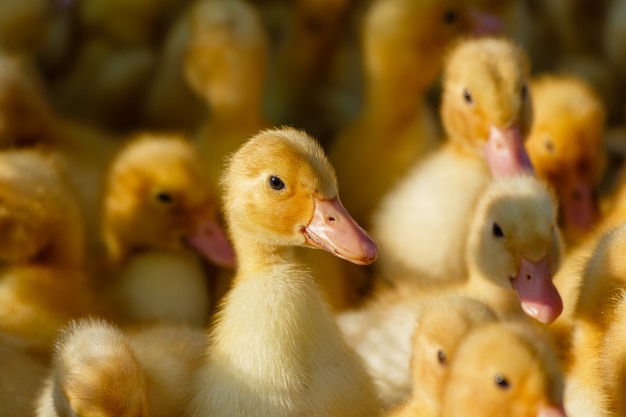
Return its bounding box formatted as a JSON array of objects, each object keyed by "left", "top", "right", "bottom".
[{"left": 3, "top": 0, "right": 626, "bottom": 416}]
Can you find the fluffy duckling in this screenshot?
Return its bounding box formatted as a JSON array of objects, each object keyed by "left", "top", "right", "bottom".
[
  {"left": 37, "top": 319, "right": 150, "bottom": 417},
  {"left": 386, "top": 296, "right": 498, "bottom": 414},
  {"left": 330, "top": 0, "right": 502, "bottom": 228},
  {"left": 0, "top": 149, "right": 93, "bottom": 353},
  {"left": 372, "top": 37, "right": 533, "bottom": 286},
  {"left": 526, "top": 75, "right": 606, "bottom": 245},
  {"left": 184, "top": 0, "right": 270, "bottom": 193},
  {"left": 186, "top": 127, "right": 381, "bottom": 416},
  {"left": 599, "top": 289, "right": 626, "bottom": 417},
  {"left": 439, "top": 320, "right": 566, "bottom": 417},
  {"left": 101, "top": 134, "right": 235, "bottom": 326},
  {"left": 37, "top": 318, "right": 207, "bottom": 417}
]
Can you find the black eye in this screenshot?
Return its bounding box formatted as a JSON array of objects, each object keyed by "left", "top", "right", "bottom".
[
  {"left": 437, "top": 350, "right": 447, "bottom": 365},
  {"left": 492, "top": 222, "right": 504, "bottom": 238},
  {"left": 545, "top": 139, "right": 554, "bottom": 153},
  {"left": 268, "top": 175, "right": 285, "bottom": 191},
  {"left": 521, "top": 84, "right": 528, "bottom": 100},
  {"left": 463, "top": 88, "right": 473, "bottom": 104},
  {"left": 494, "top": 373, "right": 510, "bottom": 389},
  {"left": 443, "top": 9, "right": 458, "bottom": 24},
  {"left": 155, "top": 191, "right": 174, "bottom": 204}
]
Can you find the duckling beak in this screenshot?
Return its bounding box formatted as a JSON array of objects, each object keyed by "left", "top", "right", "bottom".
[
  {"left": 469, "top": 10, "right": 504, "bottom": 36},
  {"left": 184, "top": 209, "right": 236, "bottom": 269},
  {"left": 538, "top": 404, "right": 567, "bottom": 417},
  {"left": 510, "top": 257, "right": 563, "bottom": 324},
  {"left": 303, "top": 197, "right": 378, "bottom": 265},
  {"left": 484, "top": 124, "right": 535, "bottom": 178},
  {"left": 560, "top": 181, "right": 599, "bottom": 233}
]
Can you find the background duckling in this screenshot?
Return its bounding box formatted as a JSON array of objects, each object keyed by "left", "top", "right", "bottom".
[
  {"left": 37, "top": 318, "right": 207, "bottom": 417},
  {"left": 526, "top": 75, "right": 606, "bottom": 246},
  {"left": 330, "top": 0, "right": 499, "bottom": 230},
  {"left": 37, "top": 319, "right": 150, "bottom": 417},
  {"left": 187, "top": 127, "right": 381, "bottom": 417},
  {"left": 0, "top": 149, "right": 93, "bottom": 353},
  {"left": 371, "top": 36, "right": 533, "bottom": 287},
  {"left": 184, "top": 0, "right": 271, "bottom": 193},
  {"left": 439, "top": 320, "right": 566, "bottom": 417},
  {"left": 101, "top": 134, "right": 235, "bottom": 326},
  {"left": 387, "top": 295, "right": 498, "bottom": 414}
]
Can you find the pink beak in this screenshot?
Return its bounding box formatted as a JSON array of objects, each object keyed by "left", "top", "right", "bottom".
[
  {"left": 484, "top": 124, "right": 535, "bottom": 178},
  {"left": 510, "top": 257, "right": 563, "bottom": 324},
  {"left": 184, "top": 207, "right": 236, "bottom": 269},
  {"left": 303, "top": 197, "right": 378, "bottom": 265},
  {"left": 469, "top": 10, "right": 504, "bottom": 36},
  {"left": 561, "top": 181, "right": 599, "bottom": 234},
  {"left": 538, "top": 404, "right": 567, "bottom": 417}
]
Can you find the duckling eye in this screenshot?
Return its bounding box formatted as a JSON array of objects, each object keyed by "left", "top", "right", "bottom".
[
  {"left": 494, "top": 373, "right": 510, "bottom": 389},
  {"left": 443, "top": 9, "right": 458, "bottom": 24},
  {"left": 492, "top": 222, "right": 504, "bottom": 238},
  {"left": 268, "top": 175, "right": 285, "bottom": 191},
  {"left": 437, "top": 350, "right": 447, "bottom": 365},
  {"left": 463, "top": 88, "right": 473, "bottom": 104},
  {"left": 155, "top": 191, "right": 174, "bottom": 204},
  {"left": 544, "top": 139, "right": 555, "bottom": 153}
]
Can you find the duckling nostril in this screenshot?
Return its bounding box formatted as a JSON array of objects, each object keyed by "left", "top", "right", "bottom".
[
  {"left": 526, "top": 274, "right": 532, "bottom": 281},
  {"left": 328, "top": 216, "right": 336, "bottom": 222}
]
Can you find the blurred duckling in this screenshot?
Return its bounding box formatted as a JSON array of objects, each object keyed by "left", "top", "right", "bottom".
[{"left": 101, "top": 134, "right": 235, "bottom": 326}]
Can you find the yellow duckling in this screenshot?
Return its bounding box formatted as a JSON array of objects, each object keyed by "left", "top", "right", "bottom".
[
  {"left": 37, "top": 318, "right": 207, "bottom": 417},
  {"left": 101, "top": 134, "right": 235, "bottom": 326},
  {"left": 184, "top": 0, "right": 270, "bottom": 193},
  {"left": 0, "top": 149, "right": 93, "bottom": 353},
  {"left": 186, "top": 127, "right": 381, "bottom": 416},
  {"left": 372, "top": 36, "right": 533, "bottom": 286},
  {"left": 387, "top": 295, "right": 498, "bottom": 414},
  {"left": 526, "top": 75, "right": 606, "bottom": 245},
  {"left": 439, "top": 320, "right": 566, "bottom": 417},
  {"left": 330, "top": 0, "right": 502, "bottom": 228}
]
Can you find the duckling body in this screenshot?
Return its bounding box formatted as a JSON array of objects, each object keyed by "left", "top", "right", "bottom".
[
  {"left": 187, "top": 128, "right": 381, "bottom": 417},
  {"left": 372, "top": 37, "right": 533, "bottom": 286}
]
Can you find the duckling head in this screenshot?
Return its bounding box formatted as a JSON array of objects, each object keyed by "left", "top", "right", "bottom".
[
  {"left": 526, "top": 75, "right": 605, "bottom": 236},
  {"left": 51, "top": 319, "right": 149, "bottom": 417},
  {"left": 0, "top": 149, "right": 84, "bottom": 267},
  {"left": 467, "top": 175, "right": 563, "bottom": 323},
  {"left": 441, "top": 37, "right": 533, "bottom": 177},
  {"left": 440, "top": 321, "right": 566, "bottom": 417},
  {"left": 103, "top": 134, "right": 235, "bottom": 267},
  {"left": 221, "top": 127, "right": 378, "bottom": 266},
  {"left": 410, "top": 295, "right": 498, "bottom": 406},
  {"left": 183, "top": 0, "right": 268, "bottom": 111}
]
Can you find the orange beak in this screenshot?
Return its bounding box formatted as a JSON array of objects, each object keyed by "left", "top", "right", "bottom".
[
  {"left": 510, "top": 257, "right": 563, "bottom": 324},
  {"left": 184, "top": 203, "right": 236, "bottom": 269},
  {"left": 303, "top": 197, "right": 378, "bottom": 265},
  {"left": 484, "top": 124, "right": 535, "bottom": 178}
]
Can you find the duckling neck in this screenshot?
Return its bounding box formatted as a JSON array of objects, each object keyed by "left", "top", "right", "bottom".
[{"left": 464, "top": 266, "right": 520, "bottom": 316}]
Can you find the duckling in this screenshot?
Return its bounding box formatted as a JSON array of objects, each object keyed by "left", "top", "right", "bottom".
[
  {"left": 101, "top": 134, "right": 235, "bottom": 326},
  {"left": 599, "top": 289, "right": 626, "bottom": 417},
  {"left": 387, "top": 295, "right": 498, "bottom": 414},
  {"left": 0, "top": 149, "right": 93, "bottom": 353},
  {"left": 186, "top": 127, "right": 381, "bottom": 416},
  {"left": 37, "top": 318, "right": 207, "bottom": 417},
  {"left": 36, "top": 319, "right": 150, "bottom": 417},
  {"left": 526, "top": 75, "right": 606, "bottom": 245},
  {"left": 372, "top": 37, "right": 533, "bottom": 286},
  {"left": 439, "top": 320, "right": 566, "bottom": 417},
  {"left": 184, "top": 0, "right": 270, "bottom": 193},
  {"left": 330, "top": 0, "right": 502, "bottom": 228}
]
